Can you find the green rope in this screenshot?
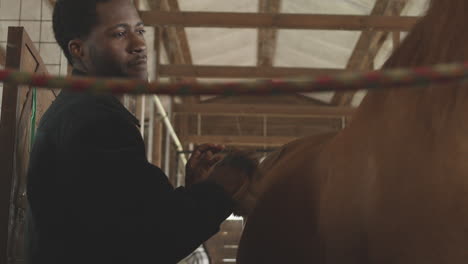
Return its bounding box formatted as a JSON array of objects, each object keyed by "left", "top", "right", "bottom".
[{"left": 30, "top": 88, "right": 37, "bottom": 149}]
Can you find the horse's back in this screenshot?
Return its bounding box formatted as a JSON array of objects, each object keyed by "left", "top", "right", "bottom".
[{"left": 237, "top": 133, "right": 336, "bottom": 264}]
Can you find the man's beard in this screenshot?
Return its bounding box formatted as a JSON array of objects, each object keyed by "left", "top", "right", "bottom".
[{"left": 89, "top": 46, "right": 126, "bottom": 78}]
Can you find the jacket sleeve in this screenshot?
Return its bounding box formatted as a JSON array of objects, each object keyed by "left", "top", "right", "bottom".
[{"left": 58, "top": 105, "right": 234, "bottom": 263}]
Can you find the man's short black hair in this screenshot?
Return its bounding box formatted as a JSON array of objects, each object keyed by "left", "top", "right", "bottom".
[{"left": 52, "top": 0, "right": 111, "bottom": 65}]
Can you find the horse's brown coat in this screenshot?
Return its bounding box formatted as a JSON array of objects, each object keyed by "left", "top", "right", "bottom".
[{"left": 237, "top": 1, "right": 468, "bottom": 263}]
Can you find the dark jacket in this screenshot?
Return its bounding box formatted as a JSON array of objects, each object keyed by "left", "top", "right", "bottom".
[{"left": 26, "top": 72, "right": 233, "bottom": 264}]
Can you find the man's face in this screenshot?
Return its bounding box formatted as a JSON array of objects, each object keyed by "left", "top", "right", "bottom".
[{"left": 80, "top": 0, "right": 148, "bottom": 80}]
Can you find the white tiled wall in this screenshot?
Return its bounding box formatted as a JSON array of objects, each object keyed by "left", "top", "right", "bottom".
[
  {"left": 40, "top": 21, "right": 54, "bottom": 42},
  {"left": 0, "top": 0, "right": 20, "bottom": 20},
  {"left": 20, "top": 0, "right": 42, "bottom": 20},
  {"left": 40, "top": 43, "right": 61, "bottom": 64},
  {"left": 0, "top": 0, "right": 66, "bottom": 75},
  {"left": 19, "top": 20, "right": 41, "bottom": 41}
]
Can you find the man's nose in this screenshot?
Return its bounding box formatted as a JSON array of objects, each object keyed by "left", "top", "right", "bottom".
[{"left": 129, "top": 33, "right": 147, "bottom": 54}]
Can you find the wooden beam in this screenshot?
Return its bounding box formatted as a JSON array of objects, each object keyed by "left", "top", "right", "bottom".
[
  {"left": 159, "top": 64, "right": 345, "bottom": 78},
  {"left": 393, "top": 31, "right": 401, "bottom": 50},
  {"left": 135, "top": 96, "right": 146, "bottom": 136},
  {"left": 151, "top": 0, "right": 194, "bottom": 66},
  {"left": 165, "top": 0, "right": 193, "bottom": 65},
  {"left": 1, "top": 27, "right": 53, "bottom": 264},
  {"left": 160, "top": 24, "right": 181, "bottom": 64},
  {"left": 186, "top": 135, "right": 297, "bottom": 147},
  {"left": 140, "top": 11, "right": 418, "bottom": 31},
  {"left": 158, "top": 1, "right": 197, "bottom": 163},
  {"left": 148, "top": 1, "right": 180, "bottom": 65},
  {"left": 257, "top": 0, "right": 281, "bottom": 67},
  {"left": 0, "top": 46, "right": 5, "bottom": 67},
  {"left": 134, "top": 0, "right": 142, "bottom": 10},
  {"left": 146, "top": 0, "right": 161, "bottom": 10},
  {"left": 150, "top": 10, "right": 164, "bottom": 167},
  {"left": 331, "top": 0, "right": 409, "bottom": 106},
  {"left": 149, "top": 1, "right": 196, "bottom": 176},
  {"left": 0, "top": 28, "right": 23, "bottom": 264},
  {"left": 133, "top": 0, "right": 146, "bottom": 137},
  {"left": 151, "top": 108, "right": 163, "bottom": 167},
  {"left": 154, "top": 0, "right": 198, "bottom": 104},
  {"left": 47, "top": 0, "right": 56, "bottom": 7},
  {"left": 174, "top": 103, "right": 355, "bottom": 117}
]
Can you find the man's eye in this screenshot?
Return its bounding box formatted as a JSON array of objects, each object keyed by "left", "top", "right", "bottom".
[
  {"left": 114, "top": 31, "right": 126, "bottom": 38},
  {"left": 137, "top": 29, "right": 146, "bottom": 35}
]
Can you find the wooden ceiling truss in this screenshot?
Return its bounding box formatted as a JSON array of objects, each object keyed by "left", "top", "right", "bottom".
[{"left": 331, "top": 0, "right": 409, "bottom": 106}]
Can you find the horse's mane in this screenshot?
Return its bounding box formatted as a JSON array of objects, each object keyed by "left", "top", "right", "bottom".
[
  {"left": 351, "top": 0, "right": 468, "bottom": 132},
  {"left": 384, "top": 0, "right": 468, "bottom": 69}
]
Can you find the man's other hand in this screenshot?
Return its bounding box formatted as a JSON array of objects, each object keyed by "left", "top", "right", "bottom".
[
  {"left": 185, "top": 143, "right": 224, "bottom": 187},
  {"left": 206, "top": 151, "right": 258, "bottom": 197}
]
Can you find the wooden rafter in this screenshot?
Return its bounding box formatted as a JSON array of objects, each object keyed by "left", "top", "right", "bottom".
[
  {"left": 148, "top": 0, "right": 197, "bottom": 106},
  {"left": 148, "top": 0, "right": 193, "bottom": 66},
  {"left": 139, "top": 1, "right": 163, "bottom": 167},
  {"left": 174, "top": 103, "right": 355, "bottom": 117},
  {"left": 145, "top": 0, "right": 161, "bottom": 10},
  {"left": 147, "top": 0, "right": 196, "bottom": 171},
  {"left": 165, "top": 0, "right": 193, "bottom": 66},
  {"left": 257, "top": 0, "right": 281, "bottom": 67},
  {"left": 331, "top": 0, "right": 409, "bottom": 106},
  {"left": 185, "top": 135, "right": 298, "bottom": 147},
  {"left": 140, "top": 11, "right": 418, "bottom": 31},
  {"left": 159, "top": 64, "right": 344, "bottom": 79}
]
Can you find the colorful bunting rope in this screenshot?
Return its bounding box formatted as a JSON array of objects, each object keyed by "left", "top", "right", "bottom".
[{"left": 1, "top": 62, "right": 468, "bottom": 95}]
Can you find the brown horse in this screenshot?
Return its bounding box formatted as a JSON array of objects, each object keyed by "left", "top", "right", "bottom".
[{"left": 235, "top": 0, "right": 468, "bottom": 263}]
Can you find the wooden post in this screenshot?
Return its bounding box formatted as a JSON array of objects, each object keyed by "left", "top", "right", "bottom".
[
  {"left": 0, "top": 27, "right": 53, "bottom": 264},
  {"left": 151, "top": 111, "right": 163, "bottom": 167},
  {"left": 257, "top": 0, "right": 281, "bottom": 67},
  {"left": 158, "top": 0, "right": 197, "bottom": 175},
  {"left": 0, "top": 28, "right": 23, "bottom": 264},
  {"left": 135, "top": 95, "right": 146, "bottom": 137},
  {"left": 151, "top": 26, "right": 163, "bottom": 167},
  {"left": 0, "top": 46, "right": 6, "bottom": 67},
  {"left": 133, "top": 0, "right": 145, "bottom": 138},
  {"left": 393, "top": 31, "right": 401, "bottom": 50}
]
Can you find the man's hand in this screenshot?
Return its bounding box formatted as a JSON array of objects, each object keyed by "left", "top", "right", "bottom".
[
  {"left": 206, "top": 150, "right": 258, "bottom": 197},
  {"left": 185, "top": 144, "right": 224, "bottom": 187}
]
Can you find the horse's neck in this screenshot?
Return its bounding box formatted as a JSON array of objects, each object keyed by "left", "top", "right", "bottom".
[
  {"left": 335, "top": 86, "right": 468, "bottom": 175},
  {"left": 353, "top": 86, "right": 466, "bottom": 133}
]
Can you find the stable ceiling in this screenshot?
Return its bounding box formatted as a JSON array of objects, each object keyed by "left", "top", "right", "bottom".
[{"left": 0, "top": 0, "right": 430, "bottom": 110}]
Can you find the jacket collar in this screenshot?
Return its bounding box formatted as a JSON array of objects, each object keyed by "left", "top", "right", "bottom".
[{"left": 66, "top": 69, "right": 141, "bottom": 127}]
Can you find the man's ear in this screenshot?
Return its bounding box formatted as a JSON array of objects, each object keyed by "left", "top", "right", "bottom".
[{"left": 68, "top": 39, "right": 85, "bottom": 62}]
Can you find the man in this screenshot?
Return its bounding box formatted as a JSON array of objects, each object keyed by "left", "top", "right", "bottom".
[{"left": 26, "top": 0, "right": 244, "bottom": 263}]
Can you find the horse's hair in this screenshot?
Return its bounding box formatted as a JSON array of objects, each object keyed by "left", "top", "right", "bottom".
[
  {"left": 384, "top": 0, "right": 468, "bottom": 69},
  {"left": 354, "top": 0, "right": 468, "bottom": 134}
]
